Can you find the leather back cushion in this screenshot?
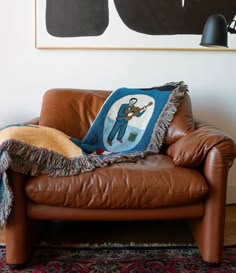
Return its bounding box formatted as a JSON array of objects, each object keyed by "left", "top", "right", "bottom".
[{"left": 39, "top": 88, "right": 195, "bottom": 145}]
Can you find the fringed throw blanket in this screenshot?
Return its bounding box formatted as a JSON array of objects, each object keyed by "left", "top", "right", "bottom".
[{"left": 0, "top": 81, "right": 188, "bottom": 228}]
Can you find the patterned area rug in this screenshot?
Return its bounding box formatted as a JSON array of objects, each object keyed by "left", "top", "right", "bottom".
[{"left": 0, "top": 245, "right": 236, "bottom": 273}]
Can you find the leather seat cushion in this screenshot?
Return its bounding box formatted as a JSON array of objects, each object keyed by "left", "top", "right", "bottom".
[{"left": 25, "top": 154, "right": 208, "bottom": 209}]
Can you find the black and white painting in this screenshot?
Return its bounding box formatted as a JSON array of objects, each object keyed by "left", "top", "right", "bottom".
[{"left": 35, "top": 0, "right": 236, "bottom": 49}]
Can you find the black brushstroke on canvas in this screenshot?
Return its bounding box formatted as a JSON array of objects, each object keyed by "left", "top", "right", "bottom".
[
  {"left": 46, "top": 0, "right": 109, "bottom": 37},
  {"left": 45, "top": 0, "right": 236, "bottom": 37},
  {"left": 114, "top": 0, "right": 236, "bottom": 35}
]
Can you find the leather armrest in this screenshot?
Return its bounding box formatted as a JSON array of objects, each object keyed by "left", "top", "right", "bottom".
[{"left": 166, "top": 119, "right": 236, "bottom": 168}]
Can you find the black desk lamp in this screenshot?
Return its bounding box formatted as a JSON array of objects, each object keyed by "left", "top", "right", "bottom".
[{"left": 200, "top": 14, "right": 236, "bottom": 48}]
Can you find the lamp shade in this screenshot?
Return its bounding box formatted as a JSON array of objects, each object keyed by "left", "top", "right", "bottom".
[{"left": 200, "top": 14, "right": 228, "bottom": 48}]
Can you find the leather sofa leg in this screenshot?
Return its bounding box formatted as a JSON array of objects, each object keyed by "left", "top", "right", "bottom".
[
  {"left": 188, "top": 214, "right": 225, "bottom": 264},
  {"left": 5, "top": 217, "right": 32, "bottom": 266},
  {"left": 5, "top": 172, "right": 32, "bottom": 265},
  {"left": 189, "top": 149, "right": 229, "bottom": 264}
]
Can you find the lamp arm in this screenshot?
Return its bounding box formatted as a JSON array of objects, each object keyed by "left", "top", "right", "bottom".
[{"left": 228, "top": 19, "right": 236, "bottom": 34}]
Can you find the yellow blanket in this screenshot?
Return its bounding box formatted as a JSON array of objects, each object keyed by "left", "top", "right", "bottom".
[{"left": 0, "top": 125, "right": 83, "bottom": 158}]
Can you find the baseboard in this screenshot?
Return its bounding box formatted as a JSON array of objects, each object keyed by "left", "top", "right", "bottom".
[{"left": 226, "top": 185, "right": 236, "bottom": 204}]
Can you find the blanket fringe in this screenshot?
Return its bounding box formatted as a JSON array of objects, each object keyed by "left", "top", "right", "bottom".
[
  {"left": 0, "top": 172, "right": 13, "bottom": 229},
  {"left": 0, "top": 139, "right": 147, "bottom": 178},
  {"left": 147, "top": 81, "right": 188, "bottom": 152}
]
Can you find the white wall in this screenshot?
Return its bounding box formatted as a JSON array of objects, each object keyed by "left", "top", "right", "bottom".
[{"left": 1, "top": 2, "right": 235, "bottom": 202}]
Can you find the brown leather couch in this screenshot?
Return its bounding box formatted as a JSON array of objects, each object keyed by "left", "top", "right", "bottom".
[{"left": 5, "top": 88, "right": 236, "bottom": 267}]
